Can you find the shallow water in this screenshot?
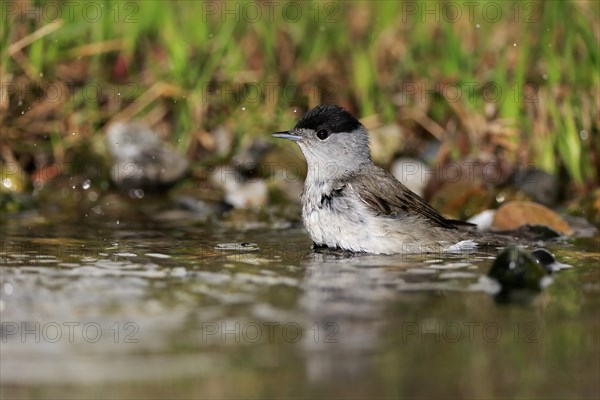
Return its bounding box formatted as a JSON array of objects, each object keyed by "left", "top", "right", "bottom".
[{"left": 1, "top": 213, "right": 599, "bottom": 399}]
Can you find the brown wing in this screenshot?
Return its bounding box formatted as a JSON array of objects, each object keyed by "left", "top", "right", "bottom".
[{"left": 347, "top": 165, "right": 457, "bottom": 229}]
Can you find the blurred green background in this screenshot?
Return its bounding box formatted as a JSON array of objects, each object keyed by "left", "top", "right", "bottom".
[{"left": 1, "top": 0, "right": 598, "bottom": 202}]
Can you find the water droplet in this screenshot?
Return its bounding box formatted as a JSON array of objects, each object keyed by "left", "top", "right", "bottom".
[
  {"left": 17, "top": 99, "right": 23, "bottom": 106},
  {"left": 116, "top": 220, "right": 120, "bottom": 225},
  {"left": 580, "top": 130, "right": 588, "bottom": 140},
  {"left": 241, "top": 106, "right": 246, "bottom": 111},
  {"left": 21, "top": 111, "right": 24, "bottom": 115},
  {"left": 72, "top": 185, "right": 76, "bottom": 189},
  {"left": 39, "top": 72, "right": 44, "bottom": 77},
  {"left": 476, "top": 24, "right": 480, "bottom": 28},
  {"left": 293, "top": 108, "right": 297, "bottom": 113},
  {"left": 542, "top": 73, "right": 548, "bottom": 80},
  {"left": 82, "top": 179, "right": 91, "bottom": 190},
  {"left": 117, "top": 92, "right": 121, "bottom": 96},
  {"left": 128, "top": 188, "right": 145, "bottom": 199},
  {"left": 72, "top": 132, "right": 76, "bottom": 135},
  {"left": 496, "top": 193, "right": 505, "bottom": 203},
  {"left": 513, "top": 43, "right": 517, "bottom": 47}
]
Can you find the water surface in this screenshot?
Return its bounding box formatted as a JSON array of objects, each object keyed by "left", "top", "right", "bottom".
[{"left": 1, "top": 214, "right": 598, "bottom": 399}]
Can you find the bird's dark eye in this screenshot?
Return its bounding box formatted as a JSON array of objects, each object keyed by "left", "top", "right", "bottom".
[{"left": 316, "top": 129, "right": 330, "bottom": 140}]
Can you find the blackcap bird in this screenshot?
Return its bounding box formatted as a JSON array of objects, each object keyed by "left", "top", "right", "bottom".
[{"left": 273, "top": 104, "right": 470, "bottom": 254}]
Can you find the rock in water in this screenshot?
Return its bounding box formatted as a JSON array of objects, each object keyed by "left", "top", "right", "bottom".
[
  {"left": 492, "top": 200, "right": 573, "bottom": 235},
  {"left": 530, "top": 248, "right": 572, "bottom": 273},
  {"left": 106, "top": 122, "right": 188, "bottom": 192},
  {"left": 488, "top": 246, "right": 552, "bottom": 303}
]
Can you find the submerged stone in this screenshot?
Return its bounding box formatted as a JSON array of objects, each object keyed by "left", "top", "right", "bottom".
[
  {"left": 488, "top": 246, "right": 549, "bottom": 293},
  {"left": 531, "top": 248, "right": 572, "bottom": 273}
]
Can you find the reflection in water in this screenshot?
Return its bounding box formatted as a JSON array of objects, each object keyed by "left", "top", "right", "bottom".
[
  {"left": 300, "top": 252, "right": 396, "bottom": 382},
  {"left": 0, "top": 221, "right": 599, "bottom": 398}
]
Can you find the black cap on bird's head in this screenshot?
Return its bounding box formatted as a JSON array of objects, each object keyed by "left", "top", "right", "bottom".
[
  {"left": 294, "top": 104, "right": 361, "bottom": 133},
  {"left": 272, "top": 104, "right": 371, "bottom": 174},
  {"left": 272, "top": 104, "right": 363, "bottom": 141}
]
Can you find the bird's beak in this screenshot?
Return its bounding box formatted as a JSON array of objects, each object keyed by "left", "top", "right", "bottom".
[{"left": 272, "top": 131, "right": 302, "bottom": 141}]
